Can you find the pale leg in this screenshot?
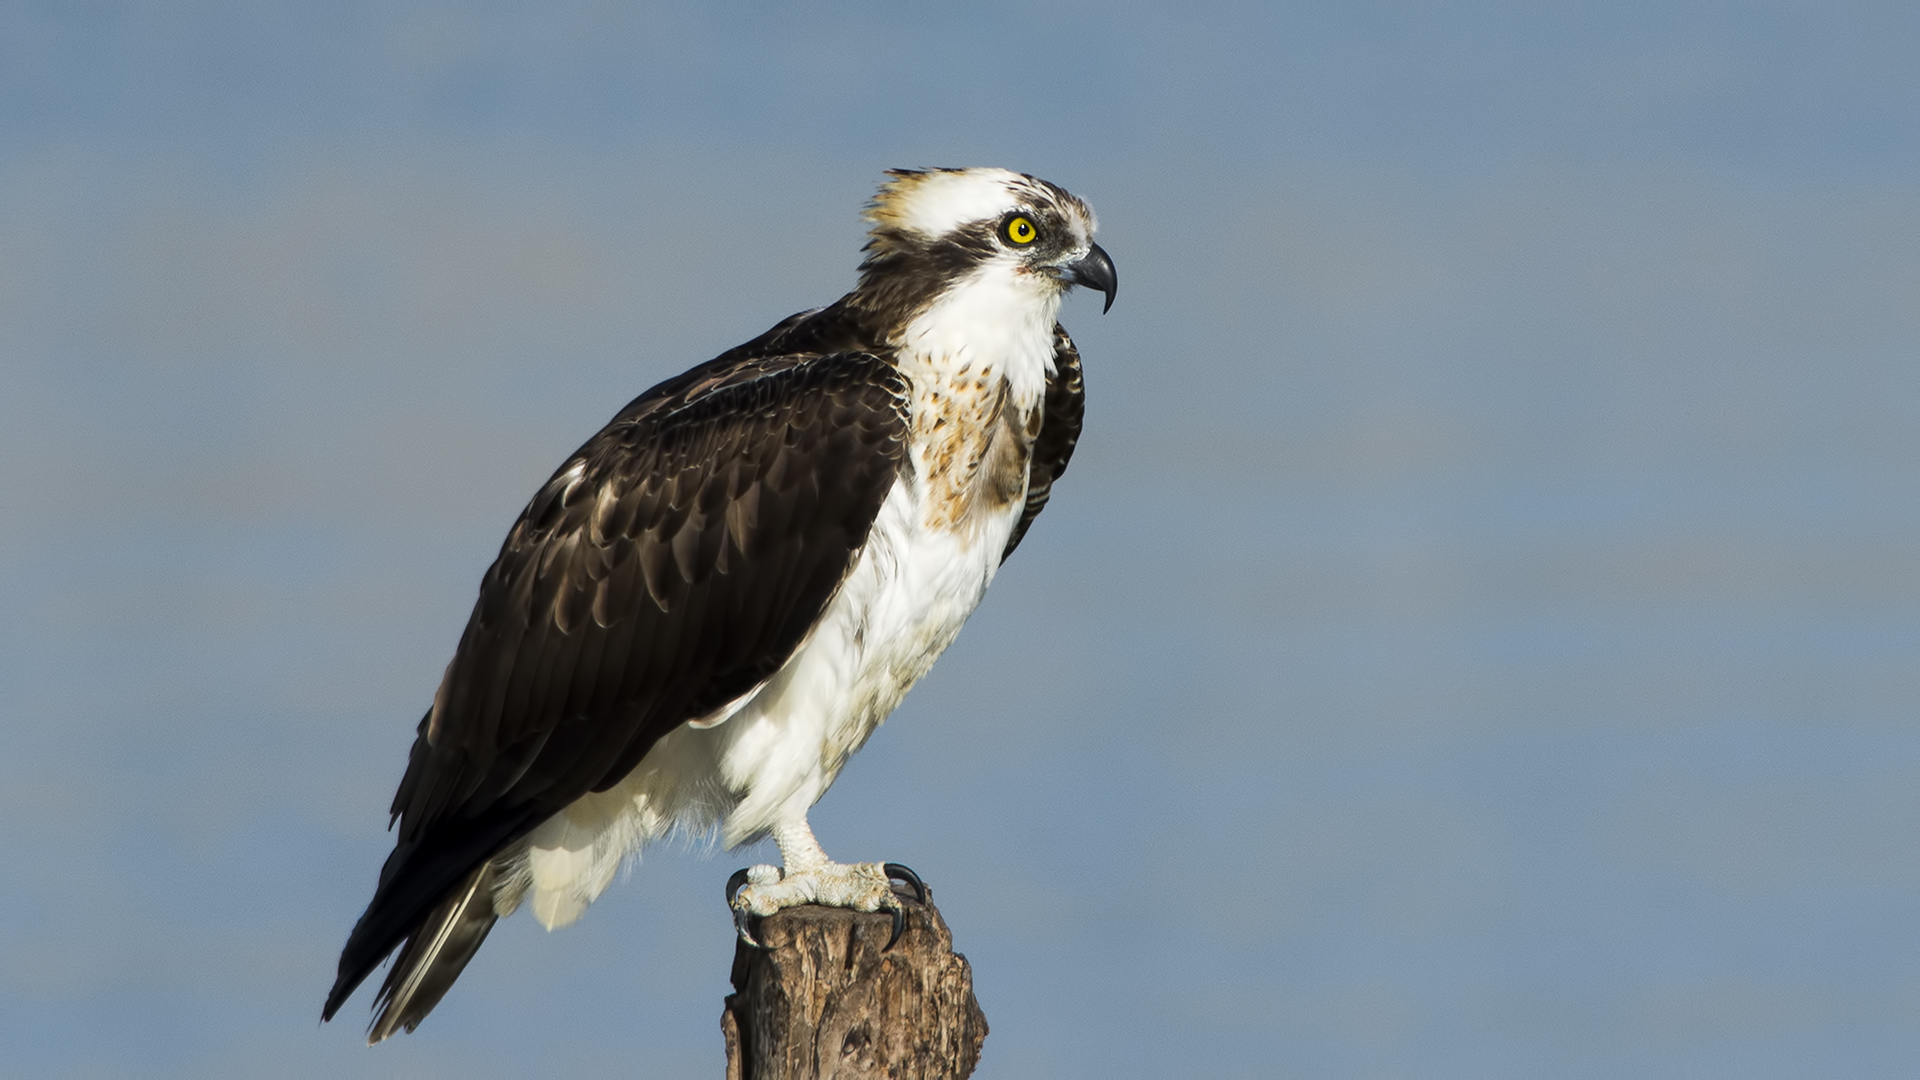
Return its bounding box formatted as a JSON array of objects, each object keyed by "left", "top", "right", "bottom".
[{"left": 727, "top": 815, "right": 925, "bottom": 946}]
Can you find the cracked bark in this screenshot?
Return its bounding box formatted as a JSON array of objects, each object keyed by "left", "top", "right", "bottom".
[{"left": 722, "top": 892, "right": 987, "bottom": 1079}]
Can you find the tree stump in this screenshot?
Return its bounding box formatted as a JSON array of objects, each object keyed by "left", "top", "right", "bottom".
[{"left": 722, "top": 890, "right": 988, "bottom": 1080}]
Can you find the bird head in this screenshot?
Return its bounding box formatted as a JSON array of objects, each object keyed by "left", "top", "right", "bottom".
[{"left": 854, "top": 168, "right": 1116, "bottom": 324}]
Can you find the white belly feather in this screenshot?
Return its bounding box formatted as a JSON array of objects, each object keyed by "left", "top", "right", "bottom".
[{"left": 504, "top": 465, "right": 1024, "bottom": 929}]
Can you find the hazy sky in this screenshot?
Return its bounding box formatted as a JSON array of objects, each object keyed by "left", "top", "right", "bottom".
[{"left": 3, "top": 4, "right": 1918, "bottom": 1077}]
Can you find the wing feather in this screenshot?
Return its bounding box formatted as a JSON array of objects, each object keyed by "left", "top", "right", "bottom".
[{"left": 1003, "top": 324, "right": 1086, "bottom": 560}]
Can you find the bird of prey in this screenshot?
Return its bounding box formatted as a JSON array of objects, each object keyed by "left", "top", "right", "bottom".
[{"left": 322, "top": 168, "right": 1115, "bottom": 1042}]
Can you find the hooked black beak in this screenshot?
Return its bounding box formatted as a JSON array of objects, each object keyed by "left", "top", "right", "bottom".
[{"left": 1067, "top": 242, "right": 1118, "bottom": 313}]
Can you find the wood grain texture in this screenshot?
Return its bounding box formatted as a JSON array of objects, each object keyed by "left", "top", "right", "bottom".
[{"left": 723, "top": 894, "right": 987, "bottom": 1080}]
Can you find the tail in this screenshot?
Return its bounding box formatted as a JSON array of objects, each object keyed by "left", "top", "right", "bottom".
[
  {"left": 323, "top": 861, "right": 501, "bottom": 1044},
  {"left": 325, "top": 798, "right": 546, "bottom": 1040},
  {"left": 366, "top": 862, "right": 500, "bottom": 1042}
]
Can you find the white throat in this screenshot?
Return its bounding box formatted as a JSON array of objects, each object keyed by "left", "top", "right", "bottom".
[{"left": 894, "top": 262, "right": 1062, "bottom": 407}]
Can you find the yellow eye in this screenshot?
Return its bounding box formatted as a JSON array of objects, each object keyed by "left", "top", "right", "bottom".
[{"left": 1005, "top": 215, "right": 1038, "bottom": 245}]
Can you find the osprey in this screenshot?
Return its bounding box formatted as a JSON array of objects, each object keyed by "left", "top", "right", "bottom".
[{"left": 323, "top": 168, "right": 1115, "bottom": 1041}]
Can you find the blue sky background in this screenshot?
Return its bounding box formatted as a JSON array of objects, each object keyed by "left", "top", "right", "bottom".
[{"left": 3, "top": 3, "right": 1918, "bottom": 1076}]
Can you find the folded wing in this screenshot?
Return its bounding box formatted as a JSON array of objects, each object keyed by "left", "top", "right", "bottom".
[{"left": 1003, "top": 324, "right": 1086, "bottom": 561}]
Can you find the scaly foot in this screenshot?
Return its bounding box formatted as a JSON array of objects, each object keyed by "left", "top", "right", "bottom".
[{"left": 726, "top": 862, "right": 927, "bottom": 949}]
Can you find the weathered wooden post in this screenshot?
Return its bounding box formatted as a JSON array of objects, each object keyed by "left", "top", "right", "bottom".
[{"left": 722, "top": 883, "right": 988, "bottom": 1080}]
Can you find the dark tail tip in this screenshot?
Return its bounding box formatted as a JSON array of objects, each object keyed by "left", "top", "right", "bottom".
[
  {"left": 365, "top": 864, "right": 500, "bottom": 1043},
  {"left": 323, "top": 862, "right": 501, "bottom": 1042}
]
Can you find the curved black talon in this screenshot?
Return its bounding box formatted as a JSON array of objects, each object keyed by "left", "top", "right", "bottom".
[
  {"left": 885, "top": 903, "right": 906, "bottom": 950},
  {"left": 879, "top": 864, "right": 923, "bottom": 951},
  {"left": 726, "top": 869, "right": 764, "bottom": 947},
  {"left": 732, "top": 902, "right": 762, "bottom": 948},
  {"left": 883, "top": 863, "right": 927, "bottom": 904}
]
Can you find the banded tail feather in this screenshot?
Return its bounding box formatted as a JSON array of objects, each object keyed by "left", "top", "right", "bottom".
[{"left": 365, "top": 862, "right": 500, "bottom": 1044}]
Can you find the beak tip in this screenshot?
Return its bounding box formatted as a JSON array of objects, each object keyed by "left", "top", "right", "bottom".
[{"left": 1069, "top": 241, "right": 1118, "bottom": 315}]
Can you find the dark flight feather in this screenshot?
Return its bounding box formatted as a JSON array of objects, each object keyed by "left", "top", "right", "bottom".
[
  {"left": 365, "top": 862, "right": 500, "bottom": 1042},
  {"left": 1003, "top": 325, "right": 1086, "bottom": 560}
]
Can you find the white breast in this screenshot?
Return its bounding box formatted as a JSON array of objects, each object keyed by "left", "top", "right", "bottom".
[{"left": 713, "top": 470, "right": 1020, "bottom": 833}]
